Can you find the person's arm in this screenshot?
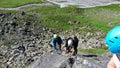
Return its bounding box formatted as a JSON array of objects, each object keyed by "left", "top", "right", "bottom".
[{"left": 107, "top": 56, "right": 116, "bottom": 68}]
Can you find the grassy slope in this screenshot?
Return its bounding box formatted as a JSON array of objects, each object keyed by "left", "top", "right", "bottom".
[
  {"left": 83, "top": 4, "right": 120, "bottom": 32},
  {"left": 78, "top": 46, "right": 108, "bottom": 54},
  {"left": 0, "top": 0, "right": 44, "bottom": 8},
  {"left": 22, "top": 4, "right": 120, "bottom": 32},
  {"left": 22, "top": 6, "right": 79, "bottom": 30}
]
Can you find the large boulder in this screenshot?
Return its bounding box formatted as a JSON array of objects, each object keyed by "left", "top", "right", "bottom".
[
  {"left": 27, "top": 52, "right": 110, "bottom": 68},
  {"left": 28, "top": 53, "right": 69, "bottom": 68}
]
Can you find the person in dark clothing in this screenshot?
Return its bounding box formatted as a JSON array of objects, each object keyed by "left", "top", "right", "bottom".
[{"left": 63, "top": 36, "right": 79, "bottom": 56}]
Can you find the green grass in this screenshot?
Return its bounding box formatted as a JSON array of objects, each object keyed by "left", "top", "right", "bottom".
[
  {"left": 23, "top": 6, "right": 82, "bottom": 31},
  {"left": 95, "top": 4, "right": 120, "bottom": 11},
  {"left": 78, "top": 46, "right": 108, "bottom": 54},
  {"left": 0, "top": 0, "right": 44, "bottom": 8},
  {"left": 21, "top": 4, "right": 120, "bottom": 32},
  {"left": 81, "top": 4, "right": 120, "bottom": 32}
]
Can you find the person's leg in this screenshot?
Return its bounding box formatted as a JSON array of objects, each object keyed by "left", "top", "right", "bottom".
[
  {"left": 52, "top": 43, "right": 58, "bottom": 50},
  {"left": 58, "top": 43, "right": 62, "bottom": 50},
  {"left": 53, "top": 45, "right": 58, "bottom": 50},
  {"left": 74, "top": 47, "right": 77, "bottom": 55}
]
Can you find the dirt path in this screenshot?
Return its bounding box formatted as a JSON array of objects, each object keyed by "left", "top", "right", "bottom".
[
  {"left": 0, "top": 3, "right": 52, "bottom": 10},
  {"left": 47, "top": 0, "right": 120, "bottom": 8},
  {"left": 0, "top": 0, "right": 120, "bottom": 10}
]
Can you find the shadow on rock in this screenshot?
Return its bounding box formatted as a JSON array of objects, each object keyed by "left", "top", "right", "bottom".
[{"left": 82, "top": 54, "right": 97, "bottom": 57}]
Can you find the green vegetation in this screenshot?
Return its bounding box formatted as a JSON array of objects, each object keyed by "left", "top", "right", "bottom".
[
  {"left": 95, "top": 4, "right": 120, "bottom": 11},
  {"left": 23, "top": 6, "right": 82, "bottom": 30},
  {"left": 78, "top": 46, "right": 108, "bottom": 54},
  {"left": 83, "top": 4, "right": 120, "bottom": 32},
  {"left": 0, "top": 0, "right": 44, "bottom": 8},
  {"left": 22, "top": 4, "right": 120, "bottom": 32}
]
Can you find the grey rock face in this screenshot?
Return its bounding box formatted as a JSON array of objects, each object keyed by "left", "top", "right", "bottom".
[
  {"left": 28, "top": 53, "right": 67, "bottom": 68},
  {"left": 28, "top": 52, "right": 110, "bottom": 68}
]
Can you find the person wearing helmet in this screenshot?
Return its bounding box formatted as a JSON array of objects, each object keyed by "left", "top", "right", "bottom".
[
  {"left": 105, "top": 26, "right": 120, "bottom": 68},
  {"left": 64, "top": 36, "right": 79, "bottom": 56},
  {"left": 52, "top": 34, "right": 63, "bottom": 51}
]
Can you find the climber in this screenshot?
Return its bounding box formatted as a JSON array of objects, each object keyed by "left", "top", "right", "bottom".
[
  {"left": 51, "top": 34, "right": 63, "bottom": 51},
  {"left": 63, "top": 35, "right": 79, "bottom": 56},
  {"left": 105, "top": 26, "right": 120, "bottom": 68}
]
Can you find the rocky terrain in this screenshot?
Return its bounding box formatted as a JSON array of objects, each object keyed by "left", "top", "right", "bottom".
[{"left": 0, "top": 11, "right": 111, "bottom": 68}]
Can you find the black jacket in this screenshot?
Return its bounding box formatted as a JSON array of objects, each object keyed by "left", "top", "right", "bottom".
[{"left": 65, "top": 37, "right": 79, "bottom": 48}]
